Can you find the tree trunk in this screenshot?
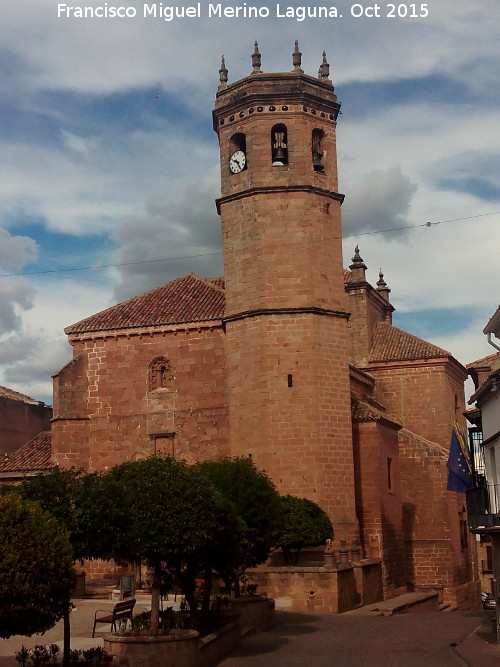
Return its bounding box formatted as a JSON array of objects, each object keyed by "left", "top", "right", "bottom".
[
  {"left": 177, "top": 564, "right": 197, "bottom": 616},
  {"left": 201, "top": 564, "right": 212, "bottom": 613},
  {"left": 150, "top": 563, "right": 162, "bottom": 635},
  {"left": 62, "top": 597, "right": 71, "bottom": 667}
]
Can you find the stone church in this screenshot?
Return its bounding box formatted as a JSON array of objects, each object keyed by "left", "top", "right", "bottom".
[{"left": 49, "top": 44, "right": 478, "bottom": 609}]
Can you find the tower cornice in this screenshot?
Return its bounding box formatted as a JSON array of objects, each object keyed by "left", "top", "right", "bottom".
[
  {"left": 213, "top": 72, "right": 340, "bottom": 131},
  {"left": 222, "top": 306, "right": 350, "bottom": 326},
  {"left": 216, "top": 184, "right": 344, "bottom": 214}
]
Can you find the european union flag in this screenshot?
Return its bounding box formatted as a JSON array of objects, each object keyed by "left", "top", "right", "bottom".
[{"left": 446, "top": 426, "right": 473, "bottom": 492}]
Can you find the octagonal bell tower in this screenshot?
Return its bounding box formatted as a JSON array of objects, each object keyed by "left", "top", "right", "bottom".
[{"left": 213, "top": 43, "right": 358, "bottom": 542}]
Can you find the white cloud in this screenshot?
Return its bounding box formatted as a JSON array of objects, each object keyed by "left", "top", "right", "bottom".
[
  {"left": 0, "top": 228, "right": 38, "bottom": 270},
  {"left": 342, "top": 167, "right": 417, "bottom": 236},
  {"left": 0, "top": 3, "right": 499, "bottom": 404},
  {"left": 0, "top": 118, "right": 217, "bottom": 237},
  {"left": 0, "top": 332, "right": 38, "bottom": 365},
  {"left": 1, "top": 3, "right": 498, "bottom": 105},
  {"left": 0, "top": 278, "right": 36, "bottom": 336},
  {"left": 111, "top": 166, "right": 222, "bottom": 300},
  {"left": 0, "top": 275, "right": 113, "bottom": 403},
  {"left": 61, "top": 130, "right": 100, "bottom": 156},
  {"left": 431, "top": 322, "right": 497, "bottom": 371}
]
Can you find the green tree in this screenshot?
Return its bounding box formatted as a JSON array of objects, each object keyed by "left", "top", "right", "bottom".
[
  {"left": 274, "top": 495, "right": 333, "bottom": 565},
  {"left": 101, "top": 456, "right": 222, "bottom": 634},
  {"left": 197, "top": 457, "right": 281, "bottom": 596},
  {"left": 19, "top": 468, "right": 107, "bottom": 664},
  {"left": 0, "top": 493, "right": 74, "bottom": 639},
  {"left": 19, "top": 468, "right": 105, "bottom": 562}
]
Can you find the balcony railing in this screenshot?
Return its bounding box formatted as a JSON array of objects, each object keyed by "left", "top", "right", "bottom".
[{"left": 466, "top": 483, "right": 500, "bottom": 529}]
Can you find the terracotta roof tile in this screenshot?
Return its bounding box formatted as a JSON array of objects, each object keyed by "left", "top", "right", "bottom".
[
  {"left": 0, "top": 385, "right": 40, "bottom": 404},
  {"left": 351, "top": 397, "right": 402, "bottom": 428},
  {"left": 470, "top": 367, "right": 500, "bottom": 404},
  {"left": 65, "top": 274, "right": 226, "bottom": 334},
  {"left": 369, "top": 322, "right": 450, "bottom": 364},
  {"left": 351, "top": 398, "right": 385, "bottom": 422},
  {"left": 65, "top": 267, "right": 355, "bottom": 336},
  {"left": 0, "top": 432, "right": 53, "bottom": 473},
  {"left": 206, "top": 277, "right": 225, "bottom": 290},
  {"left": 466, "top": 351, "right": 500, "bottom": 369}
]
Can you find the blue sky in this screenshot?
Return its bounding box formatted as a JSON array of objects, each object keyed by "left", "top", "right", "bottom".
[{"left": 0, "top": 1, "right": 499, "bottom": 404}]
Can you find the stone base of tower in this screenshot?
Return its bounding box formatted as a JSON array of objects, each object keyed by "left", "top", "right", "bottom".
[{"left": 225, "top": 311, "right": 358, "bottom": 540}]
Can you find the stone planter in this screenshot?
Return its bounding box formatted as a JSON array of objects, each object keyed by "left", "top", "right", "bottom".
[
  {"left": 229, "top": 595, "right": 275, "bottom": 634},
  {"left": 103, "top": 629, "right": 199, "bottom": 667}
]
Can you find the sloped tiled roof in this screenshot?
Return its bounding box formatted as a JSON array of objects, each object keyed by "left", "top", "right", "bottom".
[
  {"left": 470, "top": 367, "right": 500, "bottom": 404},
  {"left": 351, "top": 397, "right": 402, "bottom": 428},
  {"left": 369, "top": 322, "right": 450, "bottom": 364},
  {"left": 65, "top": 268, "right": 355, "bottom": 336},
  {"left": 0, "top": 385, "right": 40, "bottom": 405},
  {"left": 0, "top": 432, "right": 53, "bottom": 473},
  {"left": 206, "top": 277, "right": 225, "bottom": 290},
  {"left": 65, "top": 274, "right": 225, "bottom": 335},
  {"left": 466, "top": 351, "right": 500, "bottom": 369},
  {"left": 351, "top": 397, "right": 385, "bottom": 422}
]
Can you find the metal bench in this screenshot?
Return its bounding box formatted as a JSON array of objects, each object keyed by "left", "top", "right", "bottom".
[{"left": 92, "top": 598, "right": 136, "bottom": 637}]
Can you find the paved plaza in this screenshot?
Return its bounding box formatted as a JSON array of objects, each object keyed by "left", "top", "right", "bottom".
[{"left": 0, "top": 600, "right": 498, "bottom": 667}]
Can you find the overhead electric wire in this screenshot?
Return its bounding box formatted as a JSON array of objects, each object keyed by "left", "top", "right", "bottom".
[
  {"left": 0, "top": 252, "right": 223, "bottom": 278},
  {"left": 0, "top": 210, "right": 499, "bottom": 279},
  {"left": 343, "top": 210, "right": 500, "bottom": 238}
]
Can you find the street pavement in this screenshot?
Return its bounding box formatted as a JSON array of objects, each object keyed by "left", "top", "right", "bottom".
[
  {"left": 220, "top": 609, "right": 500, "bottom": 667},
  {"left": 0, "top": 599, "right": 498, "bottom": 667}
]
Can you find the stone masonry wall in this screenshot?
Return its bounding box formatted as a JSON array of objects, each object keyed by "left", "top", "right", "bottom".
[
  {"left": 251, "top": 558, "right": 383, "bottom": 614},
  {"left": 52, "top": 323, "right": 228, "bottom": 470},
  {"left": 225, "top": 311, "right": 358, "bottom": 544},
  {"left": 369, "top": 359, "right": 467, "bottom": 450},
  {"left": 0, "top": 395, "right": 52, "bottom": 458},
  {"left": 399, "top": 429, "right": 479, "bottom": 609},
  {"left": 352, "top": 420, "right": 406, "bottom": 598}
]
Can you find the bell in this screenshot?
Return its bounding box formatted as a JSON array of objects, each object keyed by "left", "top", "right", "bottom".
[
  {"left": 312, "top": 151, "right": 324, "bottom": 171},
  {"left": 273, "top": 146, "right": 287, "bottom": 161}
]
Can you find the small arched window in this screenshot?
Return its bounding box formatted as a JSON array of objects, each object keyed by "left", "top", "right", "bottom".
[
  {"left": 149, "top": 356, "right": 172, "bottom": 391},
  {"left": 230, "top": 132, "right": 246, "bottom": 154},
  {"left": 271, "top": 124, "right": 288, "bottom": 165},
  {"left": 312, "top": 129, "right": 325, "bottom": 171}
]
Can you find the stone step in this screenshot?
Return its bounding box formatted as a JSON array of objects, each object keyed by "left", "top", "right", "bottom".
[{"left": 343, "top": 591, "right": 439, "bottom": 616}]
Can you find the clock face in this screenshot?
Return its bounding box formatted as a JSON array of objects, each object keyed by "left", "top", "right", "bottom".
[{"left": 229, "top": 150, "right": 246, "bottom": 174}]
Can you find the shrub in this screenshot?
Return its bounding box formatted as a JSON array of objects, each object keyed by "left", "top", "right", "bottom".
[{"left": 0, "top": 494, "right": 74, "bottom": 639}]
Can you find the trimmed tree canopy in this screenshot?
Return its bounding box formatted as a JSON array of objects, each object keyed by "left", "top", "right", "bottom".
[
  {"left": 19, "top": 467, "right": 104, "bottom": 562},
  {"left": 275, "top": 495, "right": 333, "bottom": 565},
  {"left": 101, "top": 456, "right": 221, "bottom": 564},
  {"left": 197, "top": 457, "right": 281, "bottom": 582},
  {"left": 100, "top": 456, "right": 223, "bottom": 633},
  {"left": 0, "top": 493, "right": 74, "bottom": 638}
]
